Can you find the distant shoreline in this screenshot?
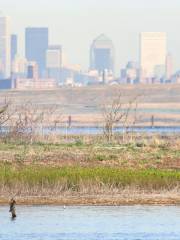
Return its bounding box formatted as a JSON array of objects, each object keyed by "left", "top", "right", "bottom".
[{"left": 0, "top": 195, "right": 180, "bottom": 206}]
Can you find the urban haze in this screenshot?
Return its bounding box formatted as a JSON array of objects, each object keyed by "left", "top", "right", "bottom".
[
  {"left": 1, "top": 0, "right": 180, "bottom": 74},
  {"left": 0, "top": 2, "right": 180, "bottom": 240}
]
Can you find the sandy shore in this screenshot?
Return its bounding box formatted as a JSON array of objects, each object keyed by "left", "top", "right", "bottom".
[{"left": 0, "top": 194, "right": 180, "bottom": 206}]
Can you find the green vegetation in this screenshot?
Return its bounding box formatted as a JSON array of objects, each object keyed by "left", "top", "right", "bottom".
[
  {"left": 0, "top": 138, "right": 179, "bottom": 198},
  {"left": 0, "top": 164, "right": 179, "bottom": 192}
]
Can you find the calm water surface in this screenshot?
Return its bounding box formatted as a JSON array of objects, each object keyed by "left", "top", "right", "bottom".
[
  {"left": 45, "top": 126, "right": 180, "bottom": 135},
  {"left": 0, "top": 206, "right": 179, "bottom": 240},
  {"left": 2, "top": 126, "right": 180, "bottom": 135}
]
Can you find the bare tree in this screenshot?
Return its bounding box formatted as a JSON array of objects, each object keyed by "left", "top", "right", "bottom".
[
  {"left": 9, "top": 101, "right": 63, "bottom": 142},
  {"left": 9, "top": 102, "right": 43, "bottom": 141},
  {"left": 0, "top": 98, "right": 13, "bottom": 135},
  {"left": 102, "top": 93, "right": 140, "bottom": 142}
]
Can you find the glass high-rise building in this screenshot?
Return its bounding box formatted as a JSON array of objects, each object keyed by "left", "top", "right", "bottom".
[
  {"left": 46, "top": 45, "right": 62, "bottom": 83},
  {"left": 25, "top": 27, "right": 49, "bottom": 77},
  {"left": 90, "top": 34, "right": 114, "bottom": 74},
  {"left": 0, "top": 15, "right": 11, "bottom": 78},
  {"left": 11, "top": 34, "right": 17, "bottom": 62},
  {"left": 140, "top": 32, "right": 167, "bottom": 80}
]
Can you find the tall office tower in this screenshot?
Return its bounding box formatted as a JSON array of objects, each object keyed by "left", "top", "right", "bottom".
[
  {"left": 11, "top": 34, "right": 17, "bottom": 62},
  {"left": 25, "top": 27, "right": 48, "bottom": 77},
  {"left": 46, "top": 45, "right": 62, "bottom": 83},
  {"left": 90, "top": 34, "right": 114, "bottom": 74},
  {"left": 140, "top": 32, "right": 167, "bottom": 81},
  {"left": 46, "top": 45, "right": 62, "bottom": 69},
  {"left": 0, "top": 15, "right": 11, "bottom": 78},
  {"left": 166, "top": 53, "right": 173, "bottom": 80}
]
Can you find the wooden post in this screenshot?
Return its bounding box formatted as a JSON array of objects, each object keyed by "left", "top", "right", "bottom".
[
  {"left": 151, "top": 115, "right": 154, "bottom": 128},
  {"left": 68, "top": 115, "right": 72, "bottom": 128}
]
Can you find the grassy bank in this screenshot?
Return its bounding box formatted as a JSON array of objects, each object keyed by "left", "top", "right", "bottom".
[
  {"left": 1, "top": 165, "right": 180, "bottom": 189},
  {"left": 0, "top": 165, "right": 179, "bottom": 195},
  {"left": 0, "top": 138, "right": 179, "bottom": 204},
  {"left": 0, "top": 136, "right": 179, "bottom": 169}
]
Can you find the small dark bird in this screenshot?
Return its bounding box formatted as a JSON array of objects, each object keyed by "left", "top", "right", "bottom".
[{"left": 9, "top": 198, "right": 17, "bottom": 219}]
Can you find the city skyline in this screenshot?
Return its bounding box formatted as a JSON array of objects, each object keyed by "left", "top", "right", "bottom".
[
  {"left": 1, "top": 0, "right": 180, "bottom": 74},
  {"left": 0, "top": 14, "right": 176, "bottom": 85}
]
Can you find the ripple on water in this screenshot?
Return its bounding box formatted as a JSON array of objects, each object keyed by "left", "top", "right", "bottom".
[{"left": 0, "top": 206, "right": 180, "bottom": 240}]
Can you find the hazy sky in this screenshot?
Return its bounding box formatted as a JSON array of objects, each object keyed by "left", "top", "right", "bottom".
[{"left": 1, "top": 0, "right": 180, "bottom": 73}]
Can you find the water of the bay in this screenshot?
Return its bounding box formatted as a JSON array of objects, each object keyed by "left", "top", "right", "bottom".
[
  {"left": 45, "top": 126, "right": 180, "bottom": 135},
  {"left": 0, "top": 205, "right": 179, "bottom": 240}
]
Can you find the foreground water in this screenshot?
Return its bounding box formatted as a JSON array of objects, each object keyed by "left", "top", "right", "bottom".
[{"left": 0, "top": 206, "right": 179, "bottom": 240}]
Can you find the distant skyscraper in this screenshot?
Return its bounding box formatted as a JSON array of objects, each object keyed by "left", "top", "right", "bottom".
[
  {"left": 0, "top": 15, "right": 11, "bottom": 78},
  {"left": 11, "top": 34, "right": 17, "bottom": 63},
  {"left": 140, "top": 32, "right": 167, "bottom": 80},
  {"left": 46, "top": 45, "right": 62, "bottom": 83},
  {"left": 46, "top": 45, "right": 62, "bottom": 69},
  {"left": 25, "top": 27, "right": 49, "bottom": 77},
  {"left": 90, "top": 34, "right": 114, "bottom": 74}
]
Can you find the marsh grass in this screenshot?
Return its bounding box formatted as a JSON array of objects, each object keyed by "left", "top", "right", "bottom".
[
  {"left": 0, "top": 134, "right": 179, "bottom": 198},
  {"left": 0, "top": 136, "right": 179, "bottom": 169},
  {"left": 0, "top": 165, "right": 179, "bottom": 196}
]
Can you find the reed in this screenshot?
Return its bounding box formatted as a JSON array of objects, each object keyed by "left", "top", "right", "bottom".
[{"left": 0, "top": 165, "right": 179, "bottom": 195}]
